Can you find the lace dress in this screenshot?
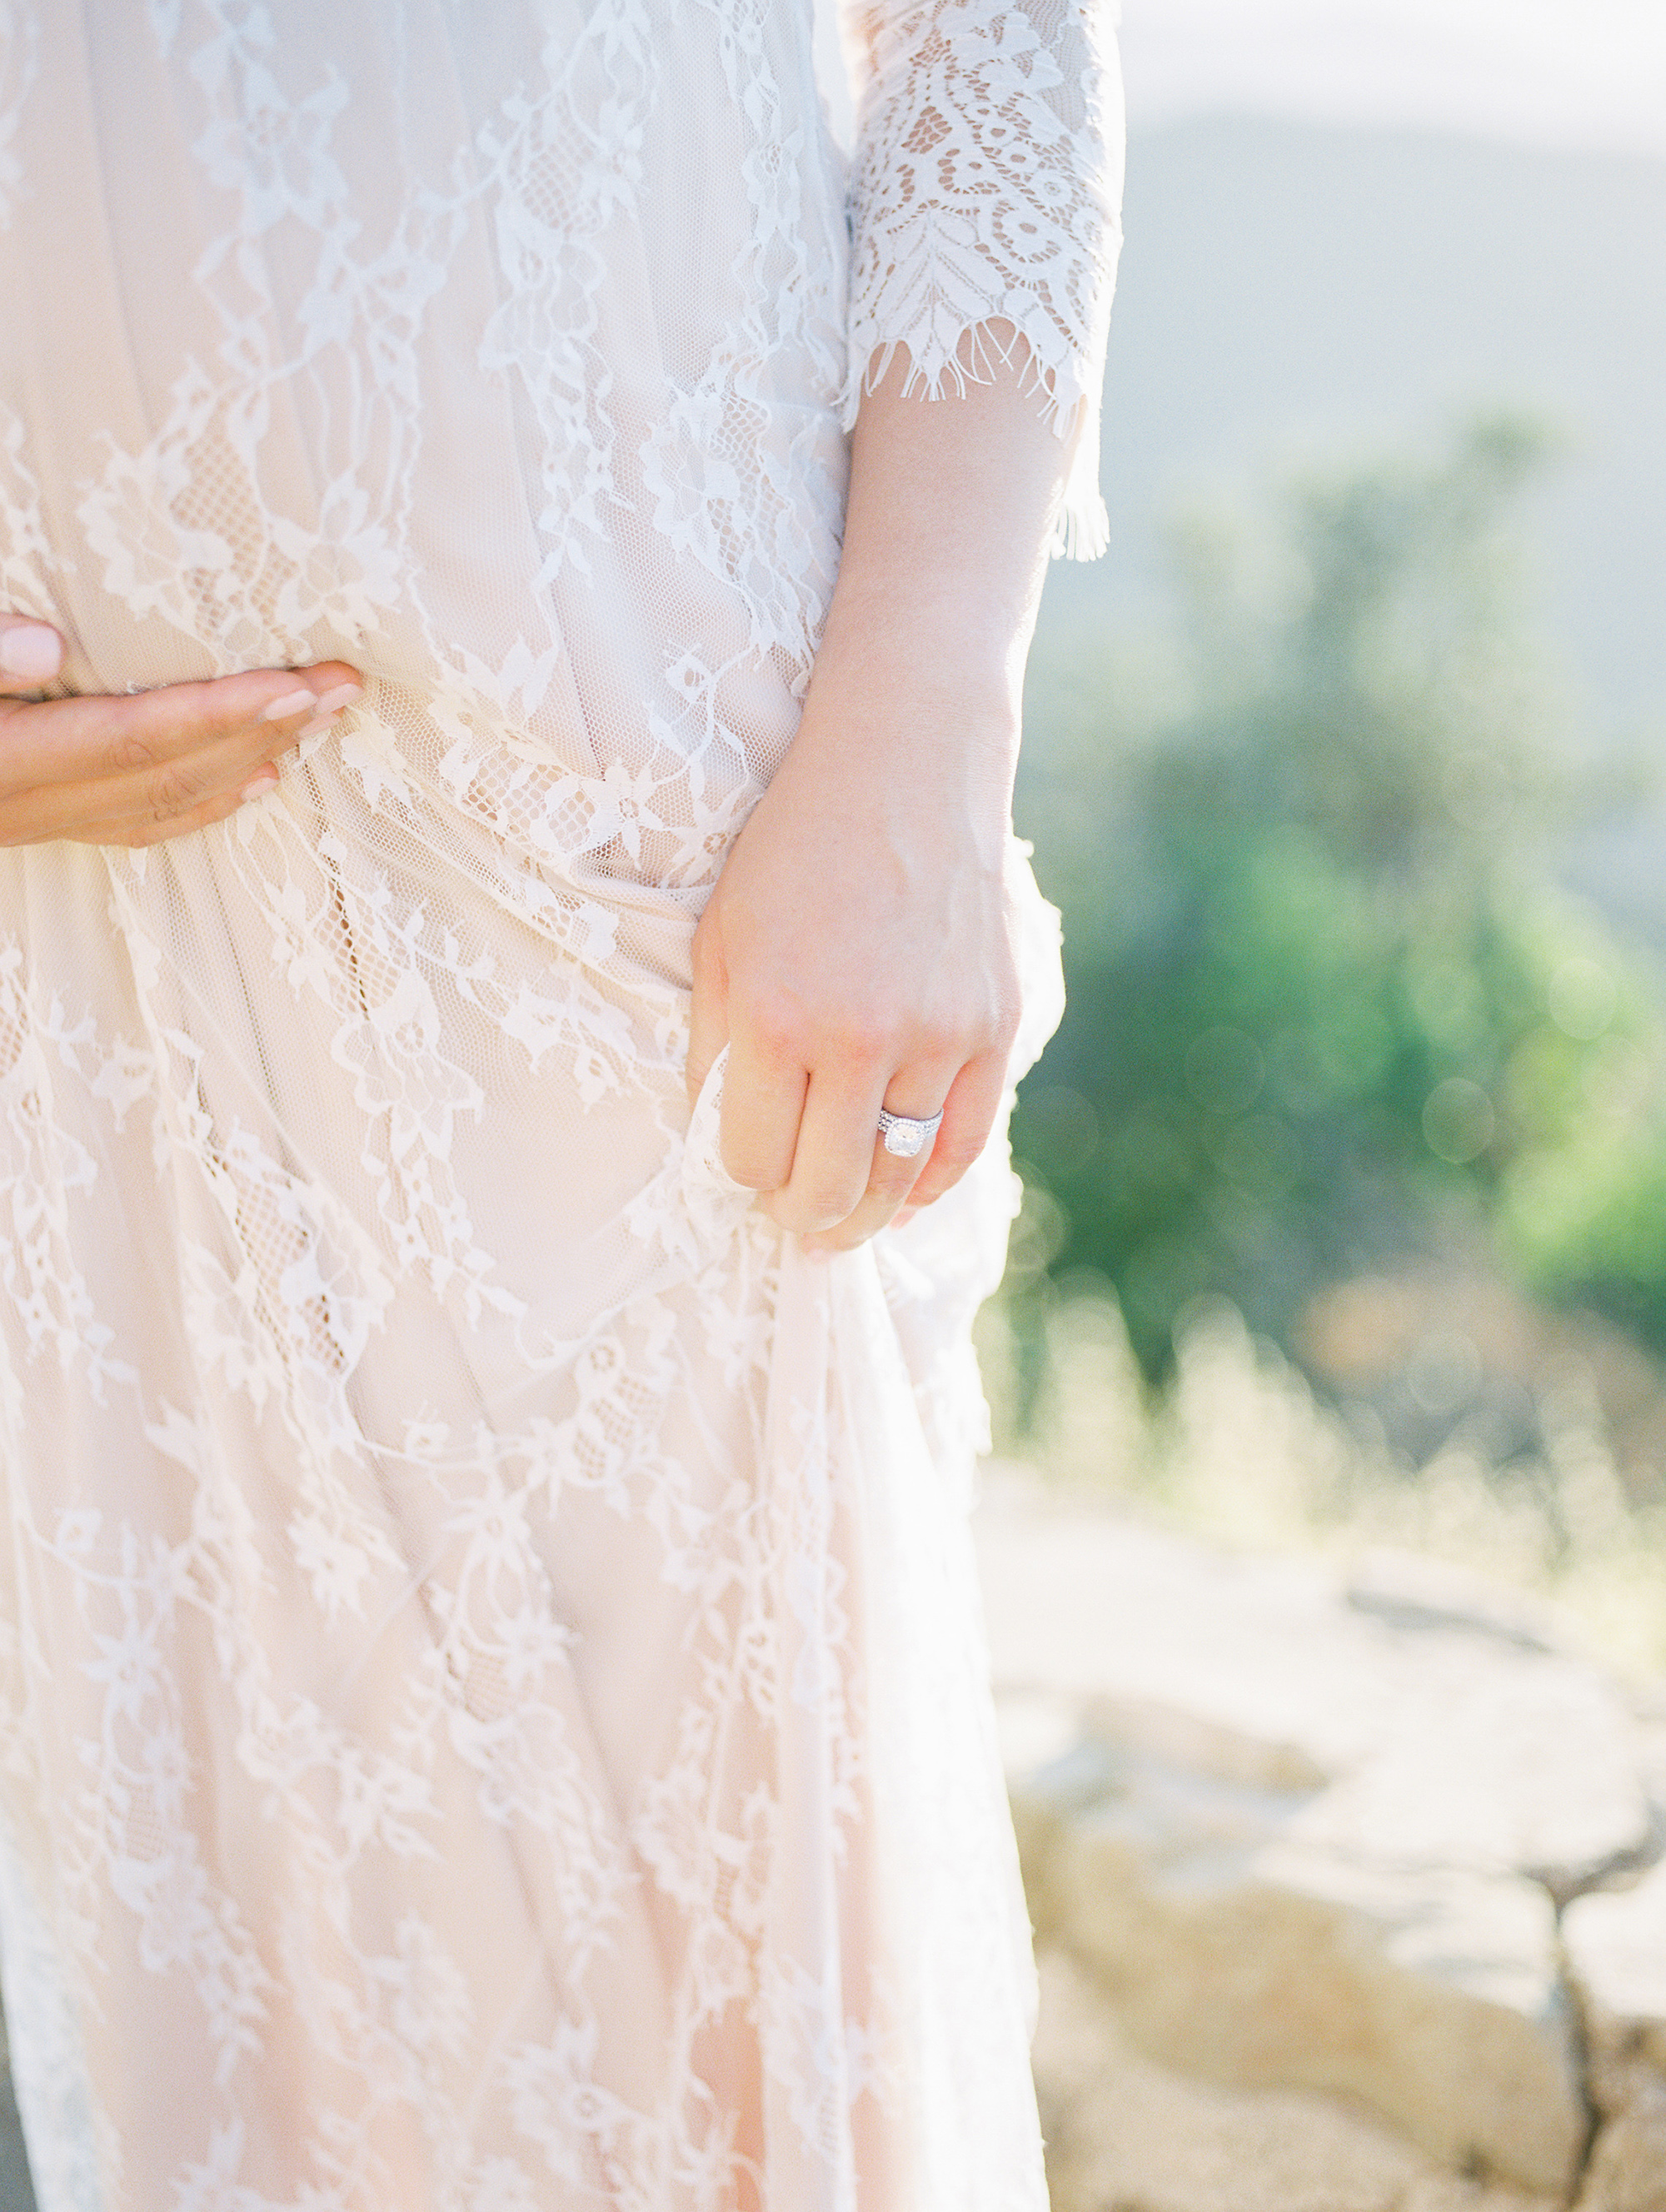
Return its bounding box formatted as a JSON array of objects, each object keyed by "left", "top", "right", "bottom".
[{"left": 0, "top": 2, "right": 1121, "bottom": 2205}]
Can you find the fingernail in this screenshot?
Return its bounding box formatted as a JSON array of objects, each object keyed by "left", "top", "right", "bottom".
[
  {"left": 310, "top": 682, "right": 362, "bottom": 715},
  {"left": 238, "top": 771, "right": 280, "bottom": 805},
  {"left": 0, "top": 622, "right": 62, "bottom": 680},
  {"left": 294, "top": 709, "right": 342, "bottom": 742},
  {"left": 262, "top": 687, "right": 317, "bottom": 723}
]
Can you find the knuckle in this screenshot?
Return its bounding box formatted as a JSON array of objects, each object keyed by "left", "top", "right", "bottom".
[
  {"left": 128, "top": 801, "right": 212, "bottom": 847},
  {"left": 720, "top": 1143, "right": 776, "bottom": 1192},
  {"left": 109, "top": 727, "right": 162, "bottom": 777},
  {"left": 913, "top": 1013, "right": 967, "bottom": 1062},
  {"left": 114, "top": 815, "right": 178, "bottom": 851},
  {"left": 816, "top": 1224, "right": 871, "bottom": 1254},
  {"left": 146, "top": 794, "right": 227, "bottom": 844},
  {"left": 965, "top": 1002, "right": 1018, "bottom": 1065},
  {"left": 781, "top": 1187, "right": 856, "bottom": 1234},
  {"left": 833, "top": 1009, "right": 904, "bottom": 1064},
  {"left": 831, "top": 1165, "right": 875, "bottom": 1209},
  {"left": 726, "top": 1163, "right": 776, "bottom": 1196},
  {"left": 146, "top": 761, "right": 205, "bottom": 820},
  {"left": 722, "top": 1125, "right": 794, "bottom": 1191},
  {"left": 745, "top": 993, "right": 804, "bottom": 1060},
  {"left": 988, "top": 996, "right": 1021, "bottom": 1048}
]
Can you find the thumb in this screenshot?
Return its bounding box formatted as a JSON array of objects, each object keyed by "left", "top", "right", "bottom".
[
  {"left": 0, "top": 615, "right": 63, "bottom": 695},
  {"left": 686, "top": 904, "right": 731, "bottom": 1109}
]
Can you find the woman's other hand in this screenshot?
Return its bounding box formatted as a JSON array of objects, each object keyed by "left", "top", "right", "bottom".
[{"left": 0, "top": 615, "right": 361, "bottom": 847}]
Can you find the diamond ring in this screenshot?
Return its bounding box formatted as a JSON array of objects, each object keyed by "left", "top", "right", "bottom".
[{"left": 876, "top": 1107, "right": 944, "bottom": 1160}]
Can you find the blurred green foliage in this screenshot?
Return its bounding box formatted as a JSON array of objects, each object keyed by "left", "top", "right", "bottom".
[{"left": 1014, "top": 416, "right": 1666, "bottom": 1376}]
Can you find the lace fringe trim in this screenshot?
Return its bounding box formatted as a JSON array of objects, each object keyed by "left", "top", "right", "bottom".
[{"left": 840, "top": 317, "right": 1110, "bottom": 563}]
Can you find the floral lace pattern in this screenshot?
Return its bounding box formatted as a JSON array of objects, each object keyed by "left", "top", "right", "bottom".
[
  {"left": 843, "top": 0, "right": 1124, "bottom": 553},
  {"left": 0, "top": 1, "right": 1115, "bottom": 2205}
]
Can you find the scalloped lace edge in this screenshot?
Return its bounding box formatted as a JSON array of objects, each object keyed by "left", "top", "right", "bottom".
[{"left": 841, "top": 316, "right": 1112, "bottom": 562}]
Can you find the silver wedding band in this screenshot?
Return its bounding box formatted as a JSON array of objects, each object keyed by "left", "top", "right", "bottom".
[{"left": 876, "top": 1107, "right": 944, "bottom": 1160}]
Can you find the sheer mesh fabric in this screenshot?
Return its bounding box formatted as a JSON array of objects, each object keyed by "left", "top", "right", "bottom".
[{"left": 0, "top": 2, "right": 1119, "bottom": 2205}]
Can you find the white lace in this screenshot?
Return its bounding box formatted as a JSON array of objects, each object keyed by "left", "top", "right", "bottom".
[
  {"left": 0, "top": 1, "right": 1115, "bottom": 2205},
  {"left": 842, "top": 0, "right": 1124, "bottom": 555}
]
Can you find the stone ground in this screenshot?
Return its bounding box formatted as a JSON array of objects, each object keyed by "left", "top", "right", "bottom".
[
  {"left": 979, "top": 1466, "right": 1666, "bottom": 2212},
  {"left": 0, "top": 1469, "right": 1660, "bottom": 2209},
  {"left": 1032, "top": 1946, "right": 1566, "bottom": 2212}
]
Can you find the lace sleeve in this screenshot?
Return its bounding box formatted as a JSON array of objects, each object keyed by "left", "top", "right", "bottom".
[{"left": 838, "top": 0, "right": 1125, "bottom": 557}]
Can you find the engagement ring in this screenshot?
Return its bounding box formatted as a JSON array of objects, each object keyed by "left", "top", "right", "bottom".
[{"left": 876, "top": 1108, "right": 944, "bottom": 1159}]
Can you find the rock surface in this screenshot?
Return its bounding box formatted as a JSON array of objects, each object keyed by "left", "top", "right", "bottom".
[
  {"left": 1564, "top": 1857, "right": 1666, "bottom": 2083},
  {"left": 1032, "top": 1945, "right": 1559, "bottom": 2212},
  {"left": 1574, "top": 2085, "right": 1666, "bottom": 2212},
  {"left": 1565, "top": 1860, "right": 1666, "bottom": 2212},
  {"left": 975, "top": 1469, "right": 1666, "bottom": 2204}
]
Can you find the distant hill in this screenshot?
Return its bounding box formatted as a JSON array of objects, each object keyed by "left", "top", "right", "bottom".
[{"left": 1040, "top": 116, "right": 1666, "bottom": 737}]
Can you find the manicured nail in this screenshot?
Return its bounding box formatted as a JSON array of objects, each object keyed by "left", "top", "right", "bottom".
[
  {"left": 0, "top": 622, "right": 61, "bottom": 680},
  {"left": 238, "top": 771, "right": 280, "bottom": 805},
  {"left": 294, "top": 709, "right": 342, "bottom": 742},
  {"left": 261, "top": 688, "right": 317, "bottom": 723},
  {"left": 310, "top": 682, "right": 362, "bottom": 715}
]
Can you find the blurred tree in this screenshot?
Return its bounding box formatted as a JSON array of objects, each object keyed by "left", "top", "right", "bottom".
[{"left": 1015, "top": 416, "right": 1666, "bottom": 1376}]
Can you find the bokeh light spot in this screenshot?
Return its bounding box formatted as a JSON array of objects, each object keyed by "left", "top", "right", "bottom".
[{"left": 1422, "top": 1077, "right": 1496, "bottom": 1164}]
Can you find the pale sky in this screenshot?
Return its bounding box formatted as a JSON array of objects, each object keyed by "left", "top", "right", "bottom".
[
  {"left": 1120, "top": 0, "right": 1666, "bottom": 157},
  {"left": 817, "top": 0, "right": 1666, "bottom": 157}
]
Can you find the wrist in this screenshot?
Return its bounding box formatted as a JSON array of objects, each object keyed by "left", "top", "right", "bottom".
[
  {"left": 804, "top": 618, "right": 1021, "bottom": 759},
  {"left": 776, "top": 680, "right": 1017, "bottom": 879},
  {"left": 796, "top": 660, "right": 1019, "bottom": 792}
]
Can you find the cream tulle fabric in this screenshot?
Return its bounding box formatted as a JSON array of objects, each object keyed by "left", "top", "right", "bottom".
[{"left": 0, "top": 2, "right": 1121, "bottom": 2206}]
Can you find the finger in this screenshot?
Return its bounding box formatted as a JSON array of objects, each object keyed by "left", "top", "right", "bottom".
[
  {"left": 892, "top": 1049, "right": 1009, "bottom": 1212},
  {"left": 764, "top": 1059, "right": 898, "bottom": 1236},
  {"left": 686, "top": 907, "right": 729, "bottom": 1110},
  {"left": 797, "top": 1060, "right": 958, "bottom": 1253},
  {"left": 60, "top": 766, "right": 283, "bottom": 849},
  {"left": 720, "top": 1023, "right": 806, "bottom": 1193},
  {"left": 0, "top": 718, "right": 311, "bottom": 845},
  {"left": 0, "top": 675, "right": 360, "bottom": 844},
  {"left": 0, "top": 617, "right": 63, "bottom": 695},
  {"left": 0, "top": 661, "right": 360, "bottom": 793}
]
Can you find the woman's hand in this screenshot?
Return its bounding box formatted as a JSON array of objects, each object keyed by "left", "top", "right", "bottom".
[
  {"left": 687, "top": 660, "right": 1021, "bottom": 1254},
  {"left": 0, "top": 615, "right": 360, "bottom": 847},
  {"left": 686, "top": 326, "right": 1076, "bottom": 1254}
]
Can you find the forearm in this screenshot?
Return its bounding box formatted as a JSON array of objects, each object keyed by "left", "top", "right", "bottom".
[
  {"left": 690, "top": 0, "right": 1118, "bottom": 1242},
  {"left": 688, "top": 326, "right": 1086, "bottom": 1242},
  {"left": 801, "top": 324, "right": 1080, "bottom": 834}
]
